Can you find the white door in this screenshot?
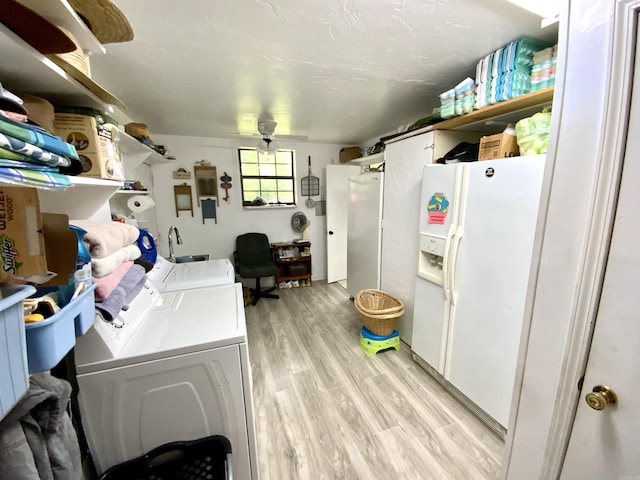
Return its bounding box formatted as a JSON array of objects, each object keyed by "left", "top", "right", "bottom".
[
  {"left": 446, "top": 156, "right": 544, "bottom": 428},
  {"left": 347, "top": 172, "right": 384, "bottom": 298},
  {"left": 560, "top": 25, "right": 640, "bottom": 478},
  {"left": 411, "top": 163, "right": 461, "bottom": 373},
  {"left": 326, "top": 164, "right": 360, "bottom": 283}
]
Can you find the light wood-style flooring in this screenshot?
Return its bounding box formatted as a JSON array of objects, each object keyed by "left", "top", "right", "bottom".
[{"left": 245, "top": 280, "right": 504, "bottom": 480}]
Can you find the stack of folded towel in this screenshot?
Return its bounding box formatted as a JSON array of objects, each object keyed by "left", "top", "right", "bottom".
[
  {"left": 72, "top": 220, "right": 147, "bottom": 321},
  {"left": 0, "top": 83, "right": 80, "bottom": 188}
]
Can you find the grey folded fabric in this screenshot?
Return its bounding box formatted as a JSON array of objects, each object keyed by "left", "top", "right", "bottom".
[
  {"left": 0, "top": 373, "right": 81, "bottom": 480},
  {"left": 95, "top": 264, "right": 147, "bottom": 321}
]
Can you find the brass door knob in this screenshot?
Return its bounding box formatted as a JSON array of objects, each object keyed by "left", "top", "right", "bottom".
[{"left": 585, "top": 385, "right": 618, "bottom": 410}]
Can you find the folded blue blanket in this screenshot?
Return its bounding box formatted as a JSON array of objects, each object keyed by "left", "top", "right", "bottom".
[
  {"left": 0, "top": 131, "right": 71, "bottom": 167},
  {"left": 0, "top": 167, "right": 72, "bottom": 189},
  {"left": 0, "top": 113, "right": 79, "bottom": 160}
]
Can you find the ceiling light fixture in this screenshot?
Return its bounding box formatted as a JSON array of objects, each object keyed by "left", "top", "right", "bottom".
[
  {"left": 256, "top": 119, "right": 279, "bottom": 155},
  {"left": 256, "top": 137, "right": 278, "bottom": 154}
]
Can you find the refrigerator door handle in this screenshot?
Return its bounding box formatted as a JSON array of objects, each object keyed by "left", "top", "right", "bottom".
[
  {"left": 442, "top": 223, "right": 456, "bottom": 302},
  {"left": 448, "top": 225, "right": 464, "bottom": 306}
]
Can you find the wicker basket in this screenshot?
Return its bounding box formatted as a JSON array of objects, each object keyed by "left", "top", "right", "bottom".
[
  {"left": 355, "top": 289, "right": 404, "bottom": 316},
  {"left": 359, "top": 309, "right": 404, "bottom": 336},
  {"left": 355, "top": 289, "right": 404, "bottom": 336}
]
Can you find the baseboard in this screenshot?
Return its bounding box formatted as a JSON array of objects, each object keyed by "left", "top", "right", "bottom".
[{"left": 411, "top": 353, "right": 507, "bottom": 439}]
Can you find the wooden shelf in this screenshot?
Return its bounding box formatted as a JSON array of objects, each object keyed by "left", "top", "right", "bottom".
[
  {"left": 386, "top": 87, "right": 555, "bottom": 144},
  {"left": 434, "top": 87, "right": 554, "bottom": 132},
  {"left": 272, "top": 242, "right": 312, "bottom": 286},
  {"left": 0, "top": 25, "right": 112, "bottom": 112}
]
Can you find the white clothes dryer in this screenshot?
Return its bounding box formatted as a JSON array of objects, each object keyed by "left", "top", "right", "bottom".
[
  {"left": 147, "top": 257, "right": 235, "bottom": 292},
  {"left": 74, "top": 281, "right": 258, "bottom": 480}
]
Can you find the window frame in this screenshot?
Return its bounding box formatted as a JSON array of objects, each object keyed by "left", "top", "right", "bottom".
[{"left": 238, "top": 148, "right": 296, "bottom": 208}]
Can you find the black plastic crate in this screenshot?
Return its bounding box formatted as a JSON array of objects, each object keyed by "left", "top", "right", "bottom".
[{"left": 98, "top": 435, "right": 232, "bottom": 480}]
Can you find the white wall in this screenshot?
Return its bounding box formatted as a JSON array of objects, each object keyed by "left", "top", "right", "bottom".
[{"left": 148, "top": 134, "right": 344, "bottom": 281}]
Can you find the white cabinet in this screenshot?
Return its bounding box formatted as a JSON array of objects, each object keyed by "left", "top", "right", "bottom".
[{"left": 381, "top": 130, "right": 481, "bottom": 345}]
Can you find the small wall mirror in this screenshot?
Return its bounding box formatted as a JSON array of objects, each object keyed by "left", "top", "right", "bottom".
[{"left": 173, "top": 183, "right": 193, "bottom": 217}]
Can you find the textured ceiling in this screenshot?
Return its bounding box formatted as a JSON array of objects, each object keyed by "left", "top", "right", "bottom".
[{"left": 91, "top": 0, "right": 557, "bottom": 145}]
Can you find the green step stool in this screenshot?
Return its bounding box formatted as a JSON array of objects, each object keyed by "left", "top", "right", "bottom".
[{"left": 360, "top": 326, "right": 400, "bottom": 355}]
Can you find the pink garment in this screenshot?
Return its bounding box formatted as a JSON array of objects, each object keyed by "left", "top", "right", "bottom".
[
  {"left": 93, "top": 261, "right": 134, "bottom": 300},
  {"left": 72, "top": 220, "right": 139, "bottom": 259}
]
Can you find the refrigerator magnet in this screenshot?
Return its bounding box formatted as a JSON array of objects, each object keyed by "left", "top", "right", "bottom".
[{"left": 427, "top": 193, "right": 449, "bottom": 224}]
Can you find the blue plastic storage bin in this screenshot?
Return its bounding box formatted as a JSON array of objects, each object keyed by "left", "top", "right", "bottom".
[
  {"left": 71, "top": 282, "right": 97, "bottom": 336},
  {"left": 0, "top": 284, "right": 36, "bottom": 420},
  {"left": 25, "top": 283, "right": 97, "bottom": 374}
]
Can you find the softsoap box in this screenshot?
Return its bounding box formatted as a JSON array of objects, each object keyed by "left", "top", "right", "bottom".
[
  {"left": 54, "top": 107, "right": 124, "bottom": 180},
  {"left": 0, "top": 187, "right": 48, "bottom": 282}
]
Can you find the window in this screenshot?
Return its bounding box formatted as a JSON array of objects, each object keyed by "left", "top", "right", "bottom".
[{"left": 238, "top": 149, "right": 295, "bottom": 206}]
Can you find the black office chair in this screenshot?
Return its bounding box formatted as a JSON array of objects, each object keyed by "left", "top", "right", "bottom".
[{"left": 234, "top": 233, "right": 279, "bottom": 306}]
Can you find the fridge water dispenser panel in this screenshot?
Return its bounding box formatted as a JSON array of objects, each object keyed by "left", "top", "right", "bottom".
[{"left": 418, "top": 234, "right": 446, "bottom": 285}]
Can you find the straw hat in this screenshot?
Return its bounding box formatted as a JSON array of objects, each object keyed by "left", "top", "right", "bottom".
[
  {"left": 125, "top": 123, "right": 150, "bottom": 139},
  {"left": 67, "top": 0, "right": 134, "bottom": 45},
  {"left": 1, "top": 0, "right": 76, "bottom": 54},
  {"left": 47, "top": 31, "right": 126, "bottom": 109}
]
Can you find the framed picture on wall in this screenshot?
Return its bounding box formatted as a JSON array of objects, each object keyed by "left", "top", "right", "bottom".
[
  {"left": 173, "top": 183, "right": 193, "bottom": 216},
  {"left": 194, "top": 164, "right": 218, "bottom": 206}
]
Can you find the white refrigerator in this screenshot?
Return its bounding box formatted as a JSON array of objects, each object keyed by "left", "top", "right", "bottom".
[
  {"left": 347, "top": 171, "right": 384, "bottom": 298},
  {"left": 411, "top": 155, "right": 544, "bottom": 429}
]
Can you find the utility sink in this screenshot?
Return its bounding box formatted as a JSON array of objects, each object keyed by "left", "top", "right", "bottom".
[{"left": 173, "top": 254, "right": 210, "bottom": 263}]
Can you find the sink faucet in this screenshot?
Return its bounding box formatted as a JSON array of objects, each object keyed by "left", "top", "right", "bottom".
[{"left": 168, "top": 225, "right": 183, "bottom": 262}]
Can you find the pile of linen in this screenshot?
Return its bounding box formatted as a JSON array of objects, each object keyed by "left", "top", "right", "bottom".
[
  {"left": 0, "top": 83, "right": 80, "bottom": 189},
  {"left": 72, "top": 220, "right": 148, "bottom": 321}
]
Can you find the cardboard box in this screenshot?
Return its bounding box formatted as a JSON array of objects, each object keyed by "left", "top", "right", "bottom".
[
  {"left": 478, "top": 133, "right": 519, "bottom": 161},
  {"left": 339, "top": 146, "right": 362, "bottom": 163},
  {"left": 54, "top": 108, "right": 124, "bottom": 180},
  {"left": 0, "top": 187, "right": 48, "bottom": 282}
]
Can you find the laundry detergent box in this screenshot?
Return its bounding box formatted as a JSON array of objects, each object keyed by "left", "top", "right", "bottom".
[
  {"left": 0, "top": 187, "right": 48, "bottom": 282},
  {"left": 54, "top": 107, "right": 124, "bottom": 180},
  {"left": 478, "top": 133, "right": 519, "bottom": 161}
]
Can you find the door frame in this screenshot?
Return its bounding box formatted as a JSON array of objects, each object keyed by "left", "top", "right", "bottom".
[{"left": 504, "top": 0, "right": 640, "bottom": 478}]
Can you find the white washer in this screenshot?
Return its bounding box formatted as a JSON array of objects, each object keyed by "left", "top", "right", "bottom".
[
  {"left": 74, "top": 281, "right": 258, "bottom": 480},
  {"left": 147, "top": 256, "right": 235, "bottom": 292}
]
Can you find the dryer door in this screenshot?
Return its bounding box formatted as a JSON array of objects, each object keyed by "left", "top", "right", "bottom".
[{"left": 77, "top": 344, "right": 251, "bottom": 479}]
